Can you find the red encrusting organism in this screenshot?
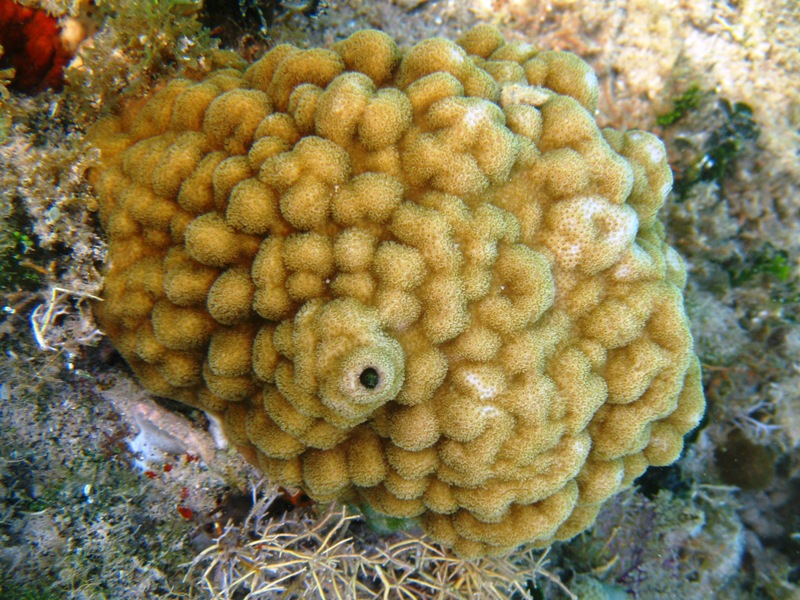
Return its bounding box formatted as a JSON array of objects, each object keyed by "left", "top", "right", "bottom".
[{"left": 0, "top": 0, "right": 73, "bottom": 92}]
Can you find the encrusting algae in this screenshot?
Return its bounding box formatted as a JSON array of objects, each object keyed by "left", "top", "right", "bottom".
[{"left": 87, "top": 24, "right": 705, "bottom": 558}]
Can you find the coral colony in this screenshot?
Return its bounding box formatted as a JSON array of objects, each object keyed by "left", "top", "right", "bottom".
[{"left": 88, "top": 25, "right": 704, "bottom": 557}]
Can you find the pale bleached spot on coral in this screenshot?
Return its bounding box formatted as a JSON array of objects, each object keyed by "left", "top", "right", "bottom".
[
  {"left": 584, "top": 69, "right": 598, "bottom": 92},
  {"left": 613, "top": 243, "right": 654, "bottom": 281},
  {"left": 465, "top": 370, "right": 503, "bottom": 400},
  {"left": 449, "top": 46, "right": 466, "bottom": 64},
  {"left": 660, "top": 179, "right": 672, "bottom": 200}
]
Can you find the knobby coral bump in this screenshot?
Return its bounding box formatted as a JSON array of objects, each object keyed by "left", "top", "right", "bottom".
[{"left": 87, "top": 25, "right": 705, "bottom": 557}]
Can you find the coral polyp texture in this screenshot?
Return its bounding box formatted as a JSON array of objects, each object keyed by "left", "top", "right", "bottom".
[{"left": 88, "top": 25, "right": 705, "bottom": 557}]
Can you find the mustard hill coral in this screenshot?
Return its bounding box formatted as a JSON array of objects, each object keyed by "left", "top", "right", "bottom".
[{"left": 87, "top": 25, "right": 705, "bottom": 557}]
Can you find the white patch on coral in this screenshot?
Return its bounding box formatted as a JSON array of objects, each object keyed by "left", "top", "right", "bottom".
[
  {"left": 580, "top": 195, "right": 605, "bottom": 217},
  {"left": 613, "top": 254, "right": 634, "bottom": 279},
  {"left": 584, "top": 69, "right": 599, "bottom": 95},
  {"left": 450, "top": 46, "right": 465, "bottom": 64},
  {"left": 604, "top": 205, "right": 639, "bottom": 249},
  {"left": 548, "top": 196, "right": 639, "bottom": 273},
  {"left": 465, "top": 371, "right": 501, "bottom": 400},
  {"left": 206, "top": 411, "right": 230, "bottom": 450},
  {"left": 613, "top": 244, "right": 653, "bottom": 280},
  {"left": 577, "top": 196, "right": 638, "bottom": 247},
  {"left": 564, "top": 243, "right": 582, "bottom": 265},
  {"left": 518, "top": 42, "right": 535, "bottom": 56},
  {"left": 660, "top": 180, "right": 672, "bottom": 200},
  {"left": 479, "top": 405, "right": 501, "bottom": 418},
  {"left": 458, "top": 104, "right": 491, "bottom": 143},
  {"left": 499, "top": 83, "right": 550, "bottom": 108},
  {"left": 644, "top": 140, "right": 666, "bottom": 163},
  {"left": 664, "top": 245, "right": 685, "bottom": 275},
  {"left": 463, "top": 104, "right": 482, "bottom": 128}
]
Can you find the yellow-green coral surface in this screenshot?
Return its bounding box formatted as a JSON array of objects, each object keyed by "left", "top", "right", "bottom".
[{"left": 88, "top": 25, "right": 705, "bottom": 557}]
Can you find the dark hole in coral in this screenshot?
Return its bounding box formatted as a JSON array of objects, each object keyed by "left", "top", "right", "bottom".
[{"left": 359, "top": 367, "right": 380, "bottom": 389}]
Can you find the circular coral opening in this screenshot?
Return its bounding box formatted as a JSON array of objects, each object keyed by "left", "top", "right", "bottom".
[{"left": 359, "top": 367, "right": 380, "bottom": 389}]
